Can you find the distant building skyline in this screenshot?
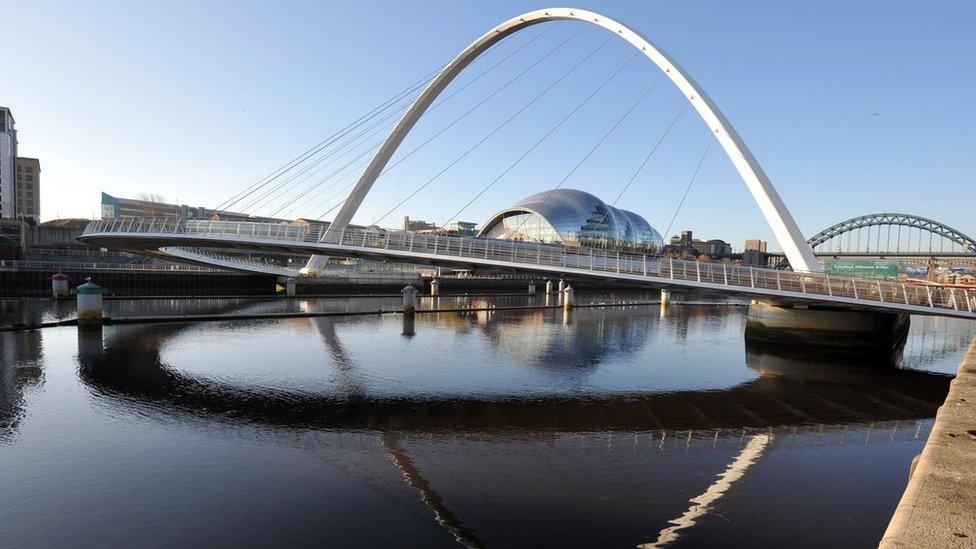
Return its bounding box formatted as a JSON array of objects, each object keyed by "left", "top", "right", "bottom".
[
  {"left": 3, "top": 2, "right": 974, "bottom": 249},
  {"left": 745, "top": 239, "right": 768, "bottom": 253},
  {"left": 16, "top": 157, "right": 40, "bottom": 223},
  {"left": 100, "top": 191, "right": 253, "bottom": 222},
  {"left": 0, "top": 107, "right": 16, "bottom": 219}
]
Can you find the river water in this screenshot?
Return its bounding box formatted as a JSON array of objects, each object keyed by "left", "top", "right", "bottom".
[{"left": 0, "top": 293, "right": 972, "bottom": 548}]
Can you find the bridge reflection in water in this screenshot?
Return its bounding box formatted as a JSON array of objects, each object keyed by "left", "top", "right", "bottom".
[
  {"left": 74, "top": 316, "right": 953, "bottom": 433},
  {"left": 2, "top": 298, "right": 972, "bottom": 547}
]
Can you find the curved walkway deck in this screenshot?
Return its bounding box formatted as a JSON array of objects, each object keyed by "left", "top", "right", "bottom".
[{"left": 79, "top": 218, "right": 976, "bottom": 320}]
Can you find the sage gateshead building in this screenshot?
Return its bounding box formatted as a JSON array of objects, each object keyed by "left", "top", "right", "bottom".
[{"left": 478, "top": 189, "right": 664, "bottom": 253}]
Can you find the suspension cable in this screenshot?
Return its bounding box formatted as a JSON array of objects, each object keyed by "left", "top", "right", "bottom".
[
  {"left": 440, "top": 53, "right": 639, "bottom": 229},
  {"left": 215, "top": 69, "right": 439, "bottom": 212},
  {"left": 244, "top": 105, "right": 406, "bottom": 214},
  {"left": 293, "top": 157, "right": 375, "bottom": 216},
  {"left": 217, "top": 25, "right": 554, "bottom": 214},
  {"left": 267, "top": 142, "right": 385, "bottom": 218},
  {"left": 662, "top": 140, "right": 712, "bottom": 241},
  {"left": 280, "top": 157, "right": 373, "bottom": 220},
  {"left": 280, "top": 23, "right": 579, "bottom": 220},
  {"left": 368, "top": 24, "right": 584, "bottom": 187},
  {"left": 370, "top": 34, "right": 612, "bottom": 227},
  {"left": 586, "top": 103, "right": 687, "bottom": 233},
  {"left": 508, "top": 73, "right": 664, "bottom": 236},
  {"left": 609, "top": 103, "right": 686, "bottom": 209}
]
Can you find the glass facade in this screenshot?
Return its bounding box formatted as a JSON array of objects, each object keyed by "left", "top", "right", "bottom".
[{"left": 479, "top": 189, "right": 664, "bottom": 252}]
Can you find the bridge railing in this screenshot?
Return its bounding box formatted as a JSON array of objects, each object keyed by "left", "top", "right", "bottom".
[
  {"left": 185, "top": 220, "right": 308, "bottom": 241},
  {"left": 84, "top": 216, "right": 188, "bottom": 235},
  {"left": 328, "top": 226, "right": 976, "bottom": 315},
  {"left": 84, "top": 217, "right": 308, "bottom": 242},
  {"left": 82, "top": 220, "right": 976, "bottom": 315}
]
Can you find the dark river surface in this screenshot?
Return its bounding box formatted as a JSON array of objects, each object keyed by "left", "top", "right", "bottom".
[{"left": 0, "top": 292, "right": 973, "bottom": 548}]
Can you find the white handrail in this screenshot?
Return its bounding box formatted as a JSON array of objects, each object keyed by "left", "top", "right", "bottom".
[{"left": 81, "top": 219, "right": 976, "bottom": 315}]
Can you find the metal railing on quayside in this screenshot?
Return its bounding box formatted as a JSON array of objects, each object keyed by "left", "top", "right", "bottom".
[
  {"left": 83, "top": 217, "right": 308, "bottom": 242},
  {"left": 326, "top": 227, "right": 976, "bottom": 315}
]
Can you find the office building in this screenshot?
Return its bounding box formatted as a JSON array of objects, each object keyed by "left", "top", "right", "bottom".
[
  {"left": 445, "top": 220, "right": 478, "bottom": 237},
  {"left": 100, "top": 192, "right": 253, "bottom": 221},
  {"left": 745, "top": 239, "right": 767, "bottom": 253},
  {"left": 666, "top": 229, "right": 732, "bottom": 259},
  {"left": 403, "top": 216, "right": 437, "bottom": 232},
  {"left": 15, "top": 157, "right": 40, "bottom": 222},
  {"left": 0, "top": 107, "right": 16, "bottom": 219}
]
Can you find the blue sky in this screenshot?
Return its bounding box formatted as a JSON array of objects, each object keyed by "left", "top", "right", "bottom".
[{"left": 4, "top": 0, "right": 974, "bottom": 251}]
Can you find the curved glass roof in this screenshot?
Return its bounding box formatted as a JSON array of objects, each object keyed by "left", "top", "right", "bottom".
[{"left": 479, "top": 189, "right": 663, "bottom": 251}]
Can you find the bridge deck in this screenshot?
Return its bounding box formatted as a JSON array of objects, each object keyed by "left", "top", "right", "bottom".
[{"left": 79, "top": 218, "right": 976, "bottom": 320}]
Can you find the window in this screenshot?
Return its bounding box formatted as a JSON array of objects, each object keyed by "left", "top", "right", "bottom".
[
  {"left": 16, "top": 164, "right": 21, "bottom": 172},
  {"left": 26, "top": 166, "right": 33, "bottom": 174},
  {"left": 26, "top": 175, "right": 33, "bottom": 182}
]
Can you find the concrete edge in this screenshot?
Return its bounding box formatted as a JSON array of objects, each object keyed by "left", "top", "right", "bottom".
[{"left": 879, "top": 335, "right": 976, "bottom": 547}]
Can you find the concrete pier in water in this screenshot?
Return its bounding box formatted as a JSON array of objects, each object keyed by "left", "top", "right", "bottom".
[
  {"left": 402, "top": 285, "right": 417, "bottom": 317},
  {"left": 74, "top": 279, "right": 104, "bottom": 325},
  {"left": 745, "top": 301, "right": 909, "bottom": 351},
  {"left": 51, "top": 273, "right": 70, "bottom": 300}
]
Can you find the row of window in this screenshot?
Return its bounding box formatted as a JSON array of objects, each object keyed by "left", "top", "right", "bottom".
[{"left": 15, "top": 165, "right": 34, "bottom": 174}]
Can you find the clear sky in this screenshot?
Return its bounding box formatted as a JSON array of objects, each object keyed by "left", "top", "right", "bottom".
[{"left": 4, "top": 0, "right": 974, "bottom": 251}]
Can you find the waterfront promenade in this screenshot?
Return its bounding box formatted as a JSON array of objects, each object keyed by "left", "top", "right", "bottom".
[{"left": 882, "top": 335, "right": 976, "bottom": 547}]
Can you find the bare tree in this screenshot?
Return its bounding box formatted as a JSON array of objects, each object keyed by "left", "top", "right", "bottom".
[{"left": 137, "top": 192, "right": 171, "bottom": 217}]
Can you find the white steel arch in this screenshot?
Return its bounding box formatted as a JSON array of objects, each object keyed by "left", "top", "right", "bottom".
[{"left": 304, "top": 7, "right": 822, "bottom": 274}]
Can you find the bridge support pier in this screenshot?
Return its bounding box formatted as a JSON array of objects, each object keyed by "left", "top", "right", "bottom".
[
  {"left": 402, "top": 285, "right": 417, "bottom": 317},
  {"left": 745, "top": 301, "right": 909, "bottom": 351},
  {"left": 563, "top": 286, "right": 575, "bottom": 311},
  {"left": 660, "top": 289, "right": 671, "bottom": 307},
  {"left": 285, "top": 277, "right": 297, "bottom": 298}
]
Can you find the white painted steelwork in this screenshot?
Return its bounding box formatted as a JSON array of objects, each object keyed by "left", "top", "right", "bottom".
[
  {"left": 80, "top": 219, "right": 976, "bottom": 320},
  {"left": 305, "top": 7, "right": 821, "bottom": 274}
]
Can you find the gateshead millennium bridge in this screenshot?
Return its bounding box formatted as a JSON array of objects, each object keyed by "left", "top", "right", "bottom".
[{"left": 79, "top": 7, "right": 975, "bottom": 321}]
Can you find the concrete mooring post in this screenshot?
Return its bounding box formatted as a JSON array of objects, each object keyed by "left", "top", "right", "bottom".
[
  {"left": 402, "top": 285, "right": 417, "bottom": 317},
  {"left": 528, "top": 281, "right": 536, "bottom": 295},
  {"left": 661, "top": 288, "right": 672, "bottom": 307},
  {"left": 285, "top": 277, "right": 297, "bottom": 298},
  {"left": 74, "top": 278, "right": 104, "bottom": 325},
  {"left": 545, "top": 280, "right": 553, "bottom": 294},
  {"left": 76, "top": 323, "right": 104, "bottom": 370},
  {"left": 430, "top": 278, "right": 439, "bottom": 297},
  {"left": 563, "top": 285, "right": 575, "bottom": 311},
  {"left": 401, "top": 314, "right": 415, "bottom": 338},
  {"left": 51, "top": 273, "right": 70, "bottom": 300}
]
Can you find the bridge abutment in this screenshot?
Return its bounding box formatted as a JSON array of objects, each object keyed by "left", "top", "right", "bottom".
[{"left": 745, "top": 301, "right": 909, "bottom": 351}]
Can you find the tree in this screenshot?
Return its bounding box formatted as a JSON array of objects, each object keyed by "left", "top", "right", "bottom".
[{"left": 137, "top": 193, "right": 171, "bottom": 217}]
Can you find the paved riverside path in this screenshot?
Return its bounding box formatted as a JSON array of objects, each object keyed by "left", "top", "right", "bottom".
[{"left": 881, "top": 336, "right": 976, "bottom": 547}]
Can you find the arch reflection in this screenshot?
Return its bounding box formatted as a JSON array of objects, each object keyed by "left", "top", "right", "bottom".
[{"left": 75, "top": 311, "right": 952, "bottom": 434}]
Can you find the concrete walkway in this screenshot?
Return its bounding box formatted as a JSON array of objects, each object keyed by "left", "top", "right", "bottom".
[{"left": 880, "top": 336, "right": 976, "bottom": 547}]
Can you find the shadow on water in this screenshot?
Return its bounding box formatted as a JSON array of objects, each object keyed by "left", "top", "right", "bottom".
[
  {"left": 0, "top": 298, "right": 971, "bottom": 548},
  {"left": 71, "top": 312, "right": 952, "bottom": 435}
]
